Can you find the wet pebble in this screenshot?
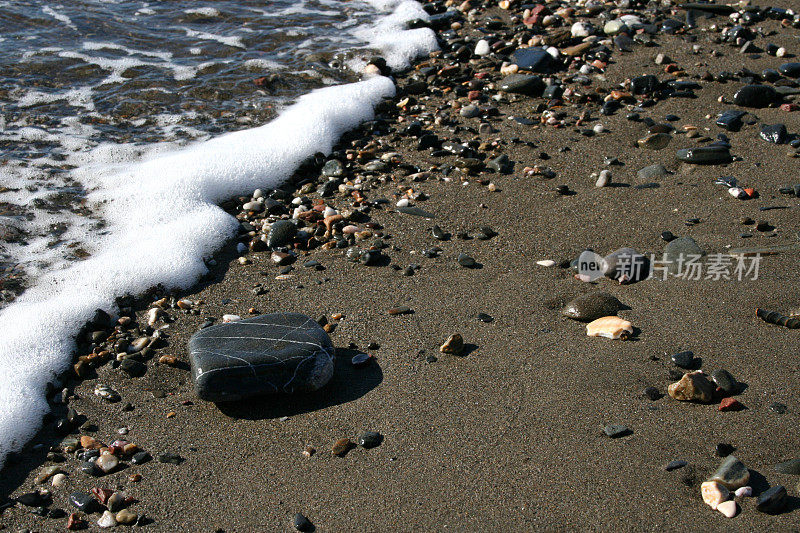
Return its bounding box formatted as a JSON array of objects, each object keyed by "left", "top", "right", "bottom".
[
  {"left": 562, "top": 292, "right": 625, "bottom": 322},
  {"left": 665, "top": 460, "right": 687, "bottom": 471},
  {"left": 358, "top": 431, "right": 383, "bottom": 449}
]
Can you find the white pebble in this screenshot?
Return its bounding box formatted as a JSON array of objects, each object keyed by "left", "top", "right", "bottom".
[
  {"left": 734, "top": 486, "right": 752, "bottom": 498},
  {"left": 323, "top": 206, "right": 338, "bottom": 217},
  {"left": 571, "top": 22, "right": 592, "bottom": 38},
  {"left": 396, "top": 198, "right": 410, "bottom": 207},
  {"left": 776, "top": 47, "right": 786, "bottom": 58},
  {"left": 717, "top": 500, "right": 738, "bottom": 518},
  {"left": 595, "top": 170, "right": 611, "bottom": 188},
  {"left": 222, "top": 314, "right": 241, "bottom": 323},
  {"left": 474, "top": 39, "right": 490, "bottom": 56},
  {"left": 97, "top": 510, "right": 117, "bottom": 528},
  {"left": 146, "top": 307, "right": 162, "bottom": 326},
  {"left": 252, "top": 189, "right": 264, "bottom": 199},
  {"left": 51, "top": 473, "right": 66, "bottom": 487},
  {"left": 546, "top": 46, "right": 559, "bottom": 58},
  {"left": 593, "top": 124, "right": 605, "bottom": 134},
  {"left": 536, "top": 260, "right": 556, "bottom": 267}
]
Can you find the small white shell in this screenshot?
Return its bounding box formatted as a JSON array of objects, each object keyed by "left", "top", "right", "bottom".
[
  {"left": 222, "top": 314, "right": 241, "bottom": 323},
  {"left": 586, "top": 316, "right": 633, "bottom": 339},
  {"left": 536, "top": 259, "right": 556, "bottom": 267}
]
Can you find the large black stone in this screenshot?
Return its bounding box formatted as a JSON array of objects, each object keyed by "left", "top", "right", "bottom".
[
  {"left": 733, "top": 84, "right": 778, "bottom": 108},
  {"left": 498, "top": 74, "right": 544, "bottom": 95},
  {"left": 778, "top": 62, "right": 800, "bottom": 78},
  {"left": 676, "top": 145, "right": 732, "bottom": 165},
  {"left": 511, "top": 47, "right": 554, "bottom": 73},
  {"left": 189, "top": 313, "right": 335, "bottom": 402}
]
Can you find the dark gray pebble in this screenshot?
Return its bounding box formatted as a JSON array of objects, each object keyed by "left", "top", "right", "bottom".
[{"left": 665, "top": 460, "right": 688, "bottom": 471}]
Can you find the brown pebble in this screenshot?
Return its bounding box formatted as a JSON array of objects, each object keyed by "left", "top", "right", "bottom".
[
  {"left": 331, "top": 313, "right": 344, "bottom": 320},
  {"left": 332, "top": 438, "right": 353, "bottom": 457},
  {"left": 166, "top": 412, "right": 176, "bottom": 418},
  {"left": 440, "top": 333, "right": 464, "bottom": 355},
  {"left": 302, "top": 446, "right": 316, "bottom": 458},
  {"left": 323, "top": 323, "right": 336, "bottom": 334},
  {"left": 80, "top": 436, "right": 102, "bottom": 449},
  {"left": 158, "top": 355, "right": 179, "bottom": 366},
  {"left": 129, "top": 473, "right": 142, "bottom": 482}
]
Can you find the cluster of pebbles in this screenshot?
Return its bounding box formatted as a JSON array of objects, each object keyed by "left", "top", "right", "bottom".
[{"left": 4, "top": 0, "right": 800, "bottom": 529}]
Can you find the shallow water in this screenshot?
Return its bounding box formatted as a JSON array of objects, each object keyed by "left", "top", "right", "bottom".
[{"left": 0, "top": 0, "right": 387, "bottom": 300}]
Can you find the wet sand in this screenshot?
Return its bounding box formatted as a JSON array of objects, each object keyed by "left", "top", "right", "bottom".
[{"left": 2, "top": 1, "right": 800, "bottom": 531}]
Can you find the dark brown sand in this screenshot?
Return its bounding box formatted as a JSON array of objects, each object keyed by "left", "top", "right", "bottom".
[{"left": 3, "top": 2, "right": 800, "bottom": 531}]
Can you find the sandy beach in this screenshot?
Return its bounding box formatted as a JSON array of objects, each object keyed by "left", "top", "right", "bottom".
[{"left": 2, "top": 0, "right": 800, "bottom": 531}]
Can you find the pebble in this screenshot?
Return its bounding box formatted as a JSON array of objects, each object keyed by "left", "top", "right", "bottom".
[
  {"left": 760, "top": 123, "right": 788, "bottom": 144},
  {"left": 388, "top": 306, "right": 412, "bottom": 315},
  {"left": 188, "top": 313, "right": 335, "bottom": 401},
  {"left": 51, "top": 473, "right": 67, "bottom": 487},
  {"left": 69, "top": 492, "right": 98, "bottom": 513},
  {"left": 358, "top": 431, "right": 383, "bottom": 449},
  {"left": 711, "top": 369, "right": 739, "bottom": 394},
  {"left": 97, "top": 510, "right": 117, "bottom": 528},
  {"left": 95, "top": 454, "right": 119, "bottom": 474},
  {"left": 603, "top": 424, "right": 631, "bottom": 438},
  {"left": 778, "top": 62, "right": 800, "bottom": 77},
  {"left": 294, "top": 513, "right": 314, "bottom": 532},
  {"left": 662, "top": 237, "right": 704, "bottom": 274},
  {"left": 562, "top": 292, "right": 625, "bottom": 322},
  {"left": 457, "top": 253, "right": 477, "bottom": 268},
  {"left": 511, "top": 47, "right": 553, "bottom": 73},
  {"left": 701, "top": 481, "right": 730, "bottom": 510},
  {"left": 536, "top": 259, "right": 556, "bottom": 267},
  {"left": 734, "top": 486, "right": 752, "bottom": 498},
  {"left": 665, "top": 460, "right": 687, "bottom": 471},
  {"left": 667, "top": 371, "right": 714, "bottom": 403},
  {"left": 131, "top": 451, "right": 151, "bottom": 465},
  {"left": 474, "top": 39, "right": 490, "bottom": 56},
  {"left": 717, "top": 500, "right": 738, "bottom": 518},
  {"left": 638, "top": 133, "right": 671, "bottom": 150},
  {"left": 476, "top": 313, "right": 493, "bottom": 323},
  {"left": 716, "top": 110, "right": 746, "bottom": 131},
  {"left": 603, "top": 247, "right": 650, "bottom": 283},
  {"left": 676, "top": 146, "right": 732, "bottom": 165},
  {"left": 710, "top": 456, "right": 750, "bottom": 489},
  {"left": 637, "top": 164, "right": 669, "bottom": 181},
  {"left": 115, "top": 509, "right": 138, "bottom": 525},
  {"left": 440, "top": 333, "right": 464, "bottom": 355},
  {"left": 756, "top": 485, "right": 787, "bottom": 514},
  {"left": 332, "top": 438, "right": 353, "bottom": 457},
  {"left": 94, "top": 385, "right": 121, "bottom": 403},
  {"left": 643, "top": 387, "right": 662, "bottom": 401},
  {"left": 733, "top": 84, "right": 778, "bottom": 108},
  {"left": 774, "top": 458, "right": 800, "bottom": 475},
  {"left": 595, "top": 170, "right": 611, "bottom": 187},
  {"left": 670, "top": 351, "right": 697, "bottom": 369},
  {"left": 267, "top": 220, "right": 297, "bottom": 249},
  {"left": 498, "top": 74, "right": 544, "bottom": 95},
  {"left": 719, "top": 397, "right": 743, "bottom": 411}
]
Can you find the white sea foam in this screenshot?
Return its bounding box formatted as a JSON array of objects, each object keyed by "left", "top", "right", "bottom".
[
  {"left": 181, "top": 28, "right": 245, "bottom": 49},
  {"left": 0, "top": 0, "right": 438, "bottom": 469},
  {"left": 42, "top": 5, "right": 77, "bottom": 31},
  {"left": 184, "top": 7, "right": 221, "bottom": 18}
]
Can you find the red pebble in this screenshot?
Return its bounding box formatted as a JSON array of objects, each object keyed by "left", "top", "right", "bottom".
[
  {"left": 67, "top": 513, "right": 86, "bottom": 530},
  {"left": 780, "top": 103, "right": 800, "bottom": 112},
  {"left": 719, "top": 398, "right": 744, "bottom": 411},
  {"left": 92, "top": 487, "right": 113, "bottom": 505},
  {"left": 467, "top": 90, "right": 481, "bottom": 101}
]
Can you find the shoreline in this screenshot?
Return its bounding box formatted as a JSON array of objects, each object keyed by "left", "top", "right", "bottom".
[{"left": 3, "top": 0, "right": 800, "bottom": 530}]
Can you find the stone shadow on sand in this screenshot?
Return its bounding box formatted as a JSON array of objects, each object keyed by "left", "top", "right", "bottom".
[{"left": 215, "top": 349, "right": 382, "bottom": 420}]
